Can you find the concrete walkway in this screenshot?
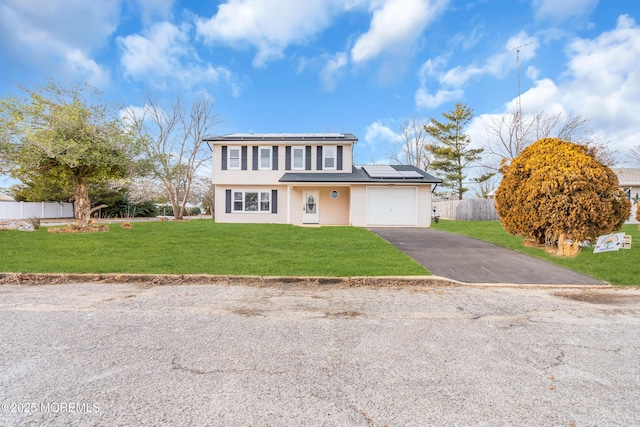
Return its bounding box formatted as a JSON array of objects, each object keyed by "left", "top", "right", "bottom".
[{"left": 370, "top": 227, "right": 607, "bottom": 285}]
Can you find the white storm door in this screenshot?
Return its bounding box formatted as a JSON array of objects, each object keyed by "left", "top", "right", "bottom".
[{"left": 302, "top": 191, "right": 319, "bottom": 224}]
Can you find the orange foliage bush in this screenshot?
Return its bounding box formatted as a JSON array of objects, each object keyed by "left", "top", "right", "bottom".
[{"left": 495, "top": 138, "right": 631, "bottom": 256}]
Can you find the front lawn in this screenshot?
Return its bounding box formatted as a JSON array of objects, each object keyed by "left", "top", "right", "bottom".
[
  {"left": 0, "top": 221, "right": 428, "bottom": 277},
  {"left": 433, "top": 220, "right": 640, "bottom": 286}
]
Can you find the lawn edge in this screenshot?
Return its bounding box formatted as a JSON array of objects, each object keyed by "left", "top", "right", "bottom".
[{"left": 0, "top": 272, "right": 612, "bottom": 289}]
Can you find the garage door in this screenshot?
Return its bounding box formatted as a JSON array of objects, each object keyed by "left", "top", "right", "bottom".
[{"left": 366, "top": 187, "right": 417, "bottom": 226}]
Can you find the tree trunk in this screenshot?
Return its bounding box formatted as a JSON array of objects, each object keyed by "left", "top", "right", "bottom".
[{"left": 74, "top": 176, "right": 91, "bottom": 227}]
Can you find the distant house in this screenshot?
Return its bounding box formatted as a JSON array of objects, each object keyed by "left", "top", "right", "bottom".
[
  {"left": 0, "top": 193, "right": 15, "bottom": 202},
  {"left": 204, "top": 133, "right": 441, "bottom": 227},
  {"left": 613, "top": 168, "right": 640, "bottom": 224}
]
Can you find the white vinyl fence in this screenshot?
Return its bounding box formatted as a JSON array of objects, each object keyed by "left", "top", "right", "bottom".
[
  {"left": 0, "top": 201, "right": 74, "bottom": 220},
  {"left": 432, "top": 199, "right": 499, "bottom": 221}
]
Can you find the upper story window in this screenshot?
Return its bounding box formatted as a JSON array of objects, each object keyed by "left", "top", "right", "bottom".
[
  {"left": 292, "top": 147, "right": 305, "bottom": 170},
  {"left": 259, "top": 146, "right": 272, "bottom": 170},
  {"left": 228, "top": 147, "right": 241, "bottom": 170},
  {"left": 323, "top": 146, "right": 336, "bottom": 170}
]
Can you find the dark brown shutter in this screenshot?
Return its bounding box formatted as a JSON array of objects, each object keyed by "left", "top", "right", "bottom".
[
  {"left": 271, "top": 190, "right": 278, "bottom": 214},
  {"left": 221, "top": 146, "right": 227, "bottom": 170},
  {"left": 285, "top": 146, "right": 291, "bottom": 171},
  {"left": 252, "top": 146, "right": 258, "bottom": 170},
  {"left": 306, "top": 146, "right": 312, "bottom": 170},
  {"left": 272, "top": 146, "right": 278, "bottom": 170},
  {"left": 241, "top": 146, "right": 248, "bottom": 170}
]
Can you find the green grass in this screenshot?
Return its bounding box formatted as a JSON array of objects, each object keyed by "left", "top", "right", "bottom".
[
  {"left": 0, "top": 221, "right": 428, "bottom": 277},
  {"left": 433, "top": 220, "right": 640, "bottom": 286}
]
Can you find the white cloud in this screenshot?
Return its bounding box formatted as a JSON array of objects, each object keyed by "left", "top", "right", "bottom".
[
  {"left": 474, "top": 15, "right": 640, "bottom": 164},
  {"left": 320, "top": 52, "right": 348, "bottom": 91},
  {"left": 414, "top": 31, "right": 539, "bottom": 110},
  {"left": 196, "top": 0, "right": 449, "bottom": 68},
  {"left": 118, "top": 22, "right": 237, "bottom": 92},
  {"left": 361, "top": 121, "right": 403, "bottom": 163},
  {"left": 415, "top": 88, "right": 463, "bottom": 109},
  {"left": 532, "top": 0, "right": 598, "bottom": 23},
  {"left": 196, "top": 0, "right": 343, "bottom": 67},
  {"left": 0, "top": 0, "right": 118, "bottom": 86},
  {"left": 351, "top": 0, "right": 448, "bottom": 63},
  {"left": 505, "top": 78, "right": 564, "bottom": 115},
  {"left": 134, "top": 0, "right": 175, "bottom": 24},
  {"left": 442, "top": 31, "right": 539, "bottom": 88}
]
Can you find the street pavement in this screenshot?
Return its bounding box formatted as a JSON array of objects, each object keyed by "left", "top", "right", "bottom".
[
  {"left": 370, "top": 227, "right": 608, "bottom": 285},
  {"left": 1, "top": 282, "right": 639, "bottom": 426}
]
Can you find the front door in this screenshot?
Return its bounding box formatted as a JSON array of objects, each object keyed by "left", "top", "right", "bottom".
[{"left": 302, "top": 191, "right": 319, "bottom": 224}]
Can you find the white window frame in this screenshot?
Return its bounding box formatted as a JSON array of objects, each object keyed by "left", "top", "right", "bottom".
[
  {"left": 323, "top": 145, "right": 337, "bottom": 170},
  {"left": 292, "top": 147, "right": 305, "bottom": 170},
  {"left": 228, "top": 147, "right": 241, "bottom": 170},
  {"left": 259, "top": 146, "right": 272, "bottom": 170},
  {"left": 232, "top": 190, "right": 271, "bottom": 213}
]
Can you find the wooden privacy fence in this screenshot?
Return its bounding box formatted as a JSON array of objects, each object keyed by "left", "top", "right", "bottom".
[
  {"left": 0, "top": 201, "right": 74, "bottom": 220},
  {"left": 432, "top": 199, "right": 499, "bottom": 221}
]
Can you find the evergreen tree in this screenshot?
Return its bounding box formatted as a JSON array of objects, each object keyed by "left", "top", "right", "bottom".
[{"left": 425, "top": 103, "right": 482, "bottom": 199}]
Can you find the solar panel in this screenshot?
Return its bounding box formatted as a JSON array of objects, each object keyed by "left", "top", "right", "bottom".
[
  {"left": 398, "top": 170, "right": 423, "bottom": 178},
  {"left": 362, "top": 165, "right": 425, "bottom": 179},
  {"left": 362, "top": 165, "right": 402, "bottom": 178}
]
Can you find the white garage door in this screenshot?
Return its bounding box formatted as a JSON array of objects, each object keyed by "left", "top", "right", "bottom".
[{"left": 366, "top": 187, "right": 417, "bottom": 226}]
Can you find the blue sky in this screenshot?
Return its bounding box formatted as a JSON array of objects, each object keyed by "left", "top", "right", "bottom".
[{"left": 1, "top": 0, "right": 639, "bottom": 189}]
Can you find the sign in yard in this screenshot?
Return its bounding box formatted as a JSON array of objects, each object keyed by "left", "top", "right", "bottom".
[{"left": 593, "top": 233, "right": 626, "bottom": 253}]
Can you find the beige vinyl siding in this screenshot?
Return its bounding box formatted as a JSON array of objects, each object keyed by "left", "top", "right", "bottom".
[
  {"left": 350, "top": 185, "right": 367, "bottom": 227},
  {"left": 212, "top": 144, "right": 355, "bottom": 184},
  {"left": 319, "top": 187, "right": 350, "bottom": 225},
  {"left": 214, "top": 185, "right": 288, "bottom": 224},
  {"left": 286, "top": 186, "right": 350, "bottom": 225},
  {"left": 289, "top": 188, "right": 303, "bottom": 225},
  {"left": 212, "top": 145, "right": 283, "bottom": 186},
  {"left": 417, "top": 185, "right": 433, "bottom": 227}
]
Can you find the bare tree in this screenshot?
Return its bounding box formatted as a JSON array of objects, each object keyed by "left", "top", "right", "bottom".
[
  {"left": 189, "top": 177, "right": 215, "bottom": 215},
  {"left": 127, "top": 95, "right": 220, "bottom": 220},
  {"left": 485, "top": 111, "right": 616, "bottom": 166},
  {"left": 631, "top": 144, "right": 640, "bottom": 165},
  {"left": 388, "top": 118, "right": 432, "bottom": 171},
  {"left": 127, "top": 177, "right": 165, "bottom": 204}
]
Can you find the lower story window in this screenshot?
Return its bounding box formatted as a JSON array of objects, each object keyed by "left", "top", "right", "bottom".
[{"left": 233, "top": 191, "right": 270, "bottom": 212}]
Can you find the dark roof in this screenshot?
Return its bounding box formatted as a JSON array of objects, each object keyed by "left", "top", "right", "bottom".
[
  {"left": 204, "top": 133, "right": 358, "bottom": 143},
  {"left": 279, "top": 165, "right": 441, "bottom": 184}
]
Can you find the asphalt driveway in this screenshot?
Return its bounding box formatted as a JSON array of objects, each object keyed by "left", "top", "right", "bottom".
[{"left": 370, "top": 227, "right": 607, "bottom": 285}]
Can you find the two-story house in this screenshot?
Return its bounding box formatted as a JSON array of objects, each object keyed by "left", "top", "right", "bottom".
[{"left": 205, "top": 133, "right": 441, "bottom": 227}]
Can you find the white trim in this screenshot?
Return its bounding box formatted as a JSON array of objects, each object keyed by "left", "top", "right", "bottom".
[
  {"left": 232, "top": 190, "right": 272, "bottom": 213},
  {"left": 323, "top": 145, "right": 337, "bottom": 170},
  {"left": 287, "top": 186, "right": 291, "bottom": 224},
  {"left": 292, "top": 146, "right": 305, "bottom": 170},
  {"left": 228, "top": 147, "right": 241, "bottom": 170},
  {"left": 259, "top": 146, "right": 272, "bottom": 170}
]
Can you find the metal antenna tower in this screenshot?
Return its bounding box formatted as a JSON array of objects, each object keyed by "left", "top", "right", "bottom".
[{"left": 510, "top": 42, "right": 534, "bottom": 144}]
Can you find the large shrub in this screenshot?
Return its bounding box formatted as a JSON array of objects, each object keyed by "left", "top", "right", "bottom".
[{"left": 495, "top": 138, "right": 630, "bottom": 256}]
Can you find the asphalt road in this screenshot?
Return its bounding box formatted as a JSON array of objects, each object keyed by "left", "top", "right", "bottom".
[
  {"left": 1, "top": 281, "right": 639, "bottom": 426},
  {"left": 370, "top": 227, "right": 608, "bottom": 285}
]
